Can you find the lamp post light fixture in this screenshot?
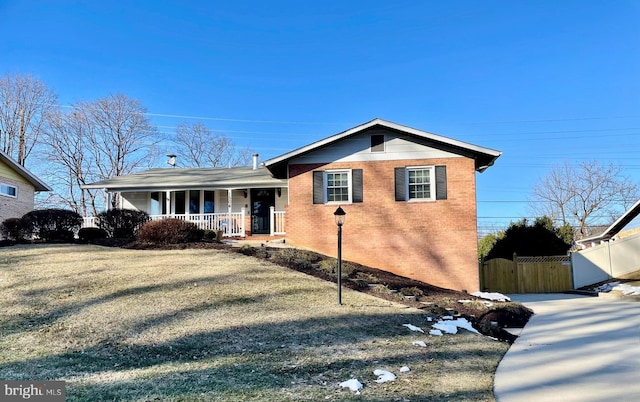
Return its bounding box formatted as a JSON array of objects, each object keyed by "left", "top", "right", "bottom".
[{"left": 333, "top": 206, "right": 346, "bottom": 305}]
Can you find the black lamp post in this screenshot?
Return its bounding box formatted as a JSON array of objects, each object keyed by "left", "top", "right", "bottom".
[{"left": 334, "top": 206, "right": 346, "bottom": 305}]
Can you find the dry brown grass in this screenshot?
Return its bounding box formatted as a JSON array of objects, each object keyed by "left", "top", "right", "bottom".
[{"left": 0, "top": 244, "right": 508, "bottom": 401}]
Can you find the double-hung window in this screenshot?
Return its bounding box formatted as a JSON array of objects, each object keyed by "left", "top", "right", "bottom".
[
  {"left": 313, "top": 169, "right": 363, "bottom": 204},
  {"left": 395, "top": 165, "right": 447, "bottom": 202},
  {"left": 0, "top": 183, "right": 17, "bottom": 198},
  {"left": 407, "top": 166, "right": 434, "bottom": 201},
  {"left": 326, "top": 171, "right": 350, "bottom": 203}
]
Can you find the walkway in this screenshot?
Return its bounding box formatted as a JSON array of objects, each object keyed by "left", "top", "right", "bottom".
[{"left": 494, "top": 293, "right": 640, "bottom": 402}]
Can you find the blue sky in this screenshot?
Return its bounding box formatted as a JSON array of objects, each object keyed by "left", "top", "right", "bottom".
[{"left": 1, "top": 1, "right": 639, "bottom": 234}]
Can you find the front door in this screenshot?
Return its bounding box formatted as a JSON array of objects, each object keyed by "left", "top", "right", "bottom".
[{"left": 251, "top": 189, "right": 275, "bottom": 235}]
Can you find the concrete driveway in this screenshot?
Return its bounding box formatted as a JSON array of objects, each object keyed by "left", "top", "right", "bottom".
[{"left": 494, "top": 293, "right": 640, "bottom": 402}]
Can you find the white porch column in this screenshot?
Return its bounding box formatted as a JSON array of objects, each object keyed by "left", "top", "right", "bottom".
[
  {"left": 165, "top": 191, "right": 171, "bottom": 216},
  {"left": 227, "top": 189, "right": 232, "bottom": 236},
  {"left": 241, "top": 207, "right": 246, "bottom": 237},
  {"left": 269, "top": 206, "right": 275, "bottom": 236}
]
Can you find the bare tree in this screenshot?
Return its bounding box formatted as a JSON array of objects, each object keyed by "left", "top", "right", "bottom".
[
  {"left": 41, "top": 94, "right": 160, "bottom": 214},
  {"left": 530, "top": 161, "right": 639, "bottom": 239},
  {"left": 0, "top": 73, "right": 57, "bottom": 165},
  {"left": 41, "top": 109, "right": 102, "bottom": 217},
  {"left": 173, "top": 121, "right": 251, "bottom": 167},
  {"left": 82, "top": 94, "right": 159, "bottom": 179}
]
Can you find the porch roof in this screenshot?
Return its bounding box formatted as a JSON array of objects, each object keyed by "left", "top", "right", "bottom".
[{"left": 83, "top": 166, "right": 287, "bottom": 192}]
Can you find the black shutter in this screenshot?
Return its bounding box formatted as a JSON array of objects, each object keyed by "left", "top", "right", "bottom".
[
  {"left": 313, "top": 171, "right": 324, "bottom": 204},
  {"left": 352, "top": 169, "right": 363, "bottom": 203},
  {"left": 435, "top": 165, "right": 447, "bottom": 200},
  {"left": 394, "top": 167, "right": 406, "bottom": 201}
]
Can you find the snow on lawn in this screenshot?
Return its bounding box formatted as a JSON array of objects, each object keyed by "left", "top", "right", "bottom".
[
  {"left": 373, "top": 369, "right": 396, "bottom": 383},
  {"left": 594, "top": 281, "right": 640, "bottom": 295},
  {"left": 402, "top": 323, "right": 424, "bottom": 333},
  {"left": 470, "top": 291, "right": 511, "bottom": 302},
  {"left": 431, "top": 317, "right": 480, "bottom": 335},
  {"left": 339, "top": 379, "right": 363, "bottom": 393}
]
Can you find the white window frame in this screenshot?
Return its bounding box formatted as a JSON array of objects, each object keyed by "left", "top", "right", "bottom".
[
  {"left": 0, "top": 183, "right": 17, "bottom": 198},
  {"left": 406, "top": 166, "right": 435, "bottom": 202},
  {"left": 324, "top": 169, "right": 352, "bottom": 204}
]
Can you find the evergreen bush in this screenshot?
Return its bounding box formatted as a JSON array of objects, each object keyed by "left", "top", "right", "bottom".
[
  {"left": 97, "top": 209, "right": 149, "bottom": 238},
  {"left": 21, "top": 209, "right": 82, "bottom": 242}
]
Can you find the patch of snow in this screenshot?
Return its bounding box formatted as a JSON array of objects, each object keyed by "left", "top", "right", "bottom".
[
  {"left": 593, "top": 281, "right": 640, "bottom": 295},
  {"left": 402, "top": 323, "right": 424, "bottom": 333},
  {"left": 594, "top": 281, "right": 619, "bottom": 292},
  {"left": 432, "top": 321, "right": 458, "bottom": 334},
  {"left": 373, "top": 369, "right": 397, "bottom": 383},
  {"left": 470, "top": 291, "right": 510, "bottom": 302},
  {"left": 412, "top": 340, "right": 427, "bottom": 347},
  {"left": 426, "top": 316, "right": 433, "bottom": 322},
  {"left": 429, "top": 329, "right": 443, "bottom": 336},
  {"left": 458, "top": 299, "right": 494, "bottom": 308},
  {"left": 613, "top": 283, "right": 640, "bottom": 295},
  {"left": 399, "top": 366, "right": 410, "bottom": 373},
  {"left": 432, "top": 317, "right": 480, "bottom": 335},
  {"left": 442, "top": 315, "right": 453, "bottom": 320},
  {"left": 339, "top": 378, "right": 363, "bottom": 393}
]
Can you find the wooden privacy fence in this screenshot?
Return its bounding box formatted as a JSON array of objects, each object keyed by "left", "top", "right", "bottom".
[{"left": 480, "top": 255, "right": 573, "bottom": 293}]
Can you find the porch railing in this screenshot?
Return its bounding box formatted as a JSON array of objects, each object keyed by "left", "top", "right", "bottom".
[
  {"left": 83, "top": 208, "right": 286, "bottom": 237},
  {"left": 82, "top": 209, "right": 247, "bottom": 237},
  {"left": 270, "top": 207, "right": 286, "bottom": 236}
]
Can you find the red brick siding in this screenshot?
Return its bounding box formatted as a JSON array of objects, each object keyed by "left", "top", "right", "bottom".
[{"left": 286, "top": 158, "right": 479, "bottom": 291}]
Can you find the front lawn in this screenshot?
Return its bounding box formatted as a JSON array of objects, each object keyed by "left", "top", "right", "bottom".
[{"left": 0, "top": 244, "right": 508, "bottom": 401}]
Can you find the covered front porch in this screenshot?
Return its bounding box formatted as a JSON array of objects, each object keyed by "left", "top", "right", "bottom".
[{"left": 81, "top": 164, "right": 288, "bottom": 238}]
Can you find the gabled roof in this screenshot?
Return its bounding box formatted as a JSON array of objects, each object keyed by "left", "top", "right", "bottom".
[
  {"left": 264, "top": 118, "right": 502, "bottom": 178},
  {"left": 82, "top": 166, "right": 287, "bottom": 192},
  {"left": 0, "top": 150, "right": 51, "bottom": 192},
  {"left": 577, "top": 199, "right": 640, "bottom": 244}
]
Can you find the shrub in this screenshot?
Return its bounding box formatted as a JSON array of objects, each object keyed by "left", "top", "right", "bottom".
[
  {"left": 137, "top": 218, "right": 204, "bottom": 245},
  {"left": 78, "top": 227, "right": 108, "bottom": 242},
  {"left": 203, "top": 230, "right": 223, "bottom": 241},
  {"left": 355, "top": 272, "right": 379, "bottom": 283},
  {"left": 97, "top": 209, "right": 149, "bottom": 238},
  {"left": 318, "top": 258, "right": 356, "bottom": 278},
  {"left": 400, "top": 286, "right": 424, "bottom": 297},
  {"left": 275, "top": 249, "right": 317, "bottom": 268},
  {"left": 1, "top": 217, "right": 28, "bottom": 241},
  {"left": 21, "top": 209, "right": 82, "bottom": 242}
]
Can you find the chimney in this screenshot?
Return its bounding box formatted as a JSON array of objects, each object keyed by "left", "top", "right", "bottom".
[{"left": 252, "top": 153, "right": 259, "bottom": 170}]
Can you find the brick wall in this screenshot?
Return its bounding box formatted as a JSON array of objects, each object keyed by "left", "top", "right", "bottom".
[
  {"left": 285, "top": 157, "right": 479, "bottom": 291},
  {"left": 0, "top": 177, "right": 35, "bottom": 224}
]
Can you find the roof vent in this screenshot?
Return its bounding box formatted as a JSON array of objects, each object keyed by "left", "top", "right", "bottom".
[
  {"left": 167, "top": 154, "right": 177, "bottom": 167},
  {"left": 252, "top": 154, "right": 259, "bottom": 170}
]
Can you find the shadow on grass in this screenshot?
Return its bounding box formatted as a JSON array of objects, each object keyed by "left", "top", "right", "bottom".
[{"left": 1, "top": 306, "right": 504, "bottom": 401}]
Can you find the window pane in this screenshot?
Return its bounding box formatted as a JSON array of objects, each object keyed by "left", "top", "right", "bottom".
[
  {"left": 326, "top": 172, "right": 350, "bottom": 202},
  {"left": 408, "top": 168, "right": 432, "bottom": 200},
  {"left": 204, "top": 191, "right": 215, "bottom": 213},
  {"left": 174, "top": 191, "right": 186, "bottom": 214},
  {"left": 189, "top": 190, "right": 200, "bottom": 214}
]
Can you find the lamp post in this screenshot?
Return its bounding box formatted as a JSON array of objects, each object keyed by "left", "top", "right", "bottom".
[{"left": 334, "top": 206, "right": 346, "bottom": 305}]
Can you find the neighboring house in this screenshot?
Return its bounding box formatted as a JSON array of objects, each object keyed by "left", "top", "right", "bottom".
[
  {"left": 0, "top": 149, "right": 51, "bottom": 224},
  {"left": 84, "top": 119, "right": 501, "bottom": 291},
  {"left": 572, "top": 199, "right": 640, "bottom": 287}
]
